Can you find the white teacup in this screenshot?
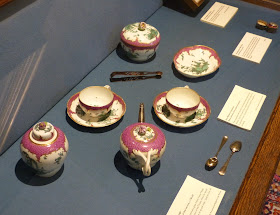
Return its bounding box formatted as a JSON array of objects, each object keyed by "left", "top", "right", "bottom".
[
  {"left": 79, "top": 85, "right": 114, "bottom": 118},
  {"left": 165, "top": 86, "right": 200, "bottom": 119}
]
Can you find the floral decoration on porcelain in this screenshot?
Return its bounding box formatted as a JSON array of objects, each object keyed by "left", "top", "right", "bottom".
[
  {"left": 153, "top": 92, "right": 211, "bottom": 128},
  {"left": 133, "top": 125, "right": 155, "bottom": 142},
  {"left": 174, "top": 45, "right": 221, "bottom": 78},
  {"left": 67, "top": 92, "right": 126, "bottom": 128}
]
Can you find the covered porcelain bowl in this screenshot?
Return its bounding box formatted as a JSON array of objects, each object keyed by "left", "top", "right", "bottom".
[
  {"left": 120, "top": 22, "right": 160, "bottom": 62},
  {"left": 20, "top": 122, "right": 69, "bottom": 177}
]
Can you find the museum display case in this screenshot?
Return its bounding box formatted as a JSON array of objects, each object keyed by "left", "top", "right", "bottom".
[{"left": 0, "top": 0, "right": 279, "bottom": 214}]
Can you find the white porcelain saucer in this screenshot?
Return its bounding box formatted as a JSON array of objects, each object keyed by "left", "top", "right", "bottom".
[
  {"left": 67, "top": 92, "right": 126, "bottom": 128},
  {"left": 153, "top": 91, "right": 211, "bottom": 128},
  {"left": 173, "top": 45, "right": 221, "bottom": 78}
]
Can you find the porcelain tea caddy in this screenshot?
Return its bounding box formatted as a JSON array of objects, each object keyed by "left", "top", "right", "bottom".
[
  {"left": 120, "top": 22, "right": 160, "bottom": 62},
  {"left": 120, "top": 103, "right": 166, "bottom": 176},
  {"left": 20, "top": 122, "right": 69, "bottom": 177}
]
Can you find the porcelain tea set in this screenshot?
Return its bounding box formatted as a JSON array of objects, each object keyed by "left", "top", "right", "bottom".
[
  {"left": 20, "top": 22, "right": 219, "bottom": 177},
  {"left": 21, "top": 84, "right": 210, "bottom": 177}
]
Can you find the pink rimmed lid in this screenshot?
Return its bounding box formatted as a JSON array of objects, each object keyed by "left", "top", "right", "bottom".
[
  {"left": 21, "top": 122, "right": 67, "bottom": 162},
  {"left": 120, "top": 22, "right": 160, "bottom": 48},
  {"left": 121, "top": 122, "right": 165, "bottom": 155},
  {"left": 121, "top": 103, "right": 165, "bottom": 154}
]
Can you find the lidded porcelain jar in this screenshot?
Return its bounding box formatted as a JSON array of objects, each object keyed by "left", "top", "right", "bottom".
[
  {"left": 20, "top": 122, "right": 69, "bottom": 177},
  {"left": 120, "top": 22, "right": 160, "bottom": 62},
  {"left": 120, "top": 103, "right": 166, "bottom": 176}
]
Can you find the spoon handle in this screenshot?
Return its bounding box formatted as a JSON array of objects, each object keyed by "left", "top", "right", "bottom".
[
  {"left": 219, "top": 151, "right": 233, "bottom": 176},
  {"left": 214, "top": 136, "right": 228, "bottom": 157}
]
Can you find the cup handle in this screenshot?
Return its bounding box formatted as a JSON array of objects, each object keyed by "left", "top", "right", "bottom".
[
  {"left": 104, "top": 85, "right": 111, "bottom": 90},
  {"left": 133, "top": 150, "right": 152, "bottom": 176},
  {"left": 142, "top": 151, "right": 152, "bottom": 176}
]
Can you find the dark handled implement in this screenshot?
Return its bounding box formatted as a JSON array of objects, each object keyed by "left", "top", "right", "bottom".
[{"left": 110, "top": 71, "right": 162, "bottom": 82}]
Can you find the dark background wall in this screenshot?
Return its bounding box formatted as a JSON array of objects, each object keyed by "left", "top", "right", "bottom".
[{"left": 0, "top": 0, "right": 162, "bottom": 154}]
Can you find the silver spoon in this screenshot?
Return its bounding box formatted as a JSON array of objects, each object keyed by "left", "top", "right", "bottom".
[
  {"left": 219, "top": 141, "right": 242, "bottom": 176},
  {"left": 205, "top": 136, "right": 228, "bottom": 169}
]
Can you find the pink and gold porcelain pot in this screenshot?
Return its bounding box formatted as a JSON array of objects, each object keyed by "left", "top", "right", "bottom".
[
  {"left": 120, "top": 103, "right": 166, "bottom": 176},
  {"left": 120, "top": 22, "right": 160, "bottom": 62},
  {"left": 20, "top": 122, "right": 69, "bottom": 177}
]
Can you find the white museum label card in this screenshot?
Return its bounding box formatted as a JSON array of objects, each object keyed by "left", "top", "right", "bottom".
[
  {"left": 166, "top": 176, "right": 225, "bottom": 215},
  {"left": 218, "top": 85, "right": 266, "bottom": 131},
  {"left": 200, "top": 2, "right": 238, "bottom": 28},
  {"left": 232, "top": 32, "right": 272, "bottom": 63}
]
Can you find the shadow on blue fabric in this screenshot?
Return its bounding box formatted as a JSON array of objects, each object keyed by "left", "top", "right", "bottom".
[
  {"left": 115, "top": 43, "right": 157, "bottom": 64},
  {"left": 15, "top": 159, "right": 63, "bottom": 186},
  {"left": 114, "top": 151, "right": 160, "bottom": 193}
]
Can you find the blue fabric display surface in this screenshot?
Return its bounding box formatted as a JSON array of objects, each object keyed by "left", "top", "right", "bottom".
[{"left": 0, "top": 1, "right": 280, "bottom": 214}]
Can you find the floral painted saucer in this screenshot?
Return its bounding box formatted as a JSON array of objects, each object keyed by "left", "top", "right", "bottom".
[
  {"left": 67, "top": 92, "right": 126, "bottom": 127},
  {"left": 173, "top": 45, "right": 221, "bottom": 78},
  {"left": 153, "top": 91, "right": 211, "bottom": 128}
]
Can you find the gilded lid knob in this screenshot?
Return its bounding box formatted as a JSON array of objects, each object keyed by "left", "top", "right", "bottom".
[{"left": 32, "top": 122, "right": 55, "bottom": 141}]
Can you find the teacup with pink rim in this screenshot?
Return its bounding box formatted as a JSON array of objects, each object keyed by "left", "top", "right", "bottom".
[
  {"left": 79, "top": 85, "right": 114, "bottom": 119},
  {"left": 165, "top": 86, "right": 200, "bottom": 120}
]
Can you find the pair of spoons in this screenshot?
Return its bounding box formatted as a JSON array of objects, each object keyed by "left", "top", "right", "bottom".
[{"left": 205, "top": 136, "right": 242, "bottom": 175}]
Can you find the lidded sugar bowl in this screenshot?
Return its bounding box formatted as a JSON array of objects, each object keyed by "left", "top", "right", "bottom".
[
  {"left": 120, "top": 103, "right": 166, "bottom": 176},
  {"left": 20, "top": 122, "right": 69, "bottom": 177},
  {"left": 120, "top": 22, "right": 160, "bottom": 62}
]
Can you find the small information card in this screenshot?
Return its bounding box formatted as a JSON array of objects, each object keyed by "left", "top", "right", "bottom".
[
  {"left": 232, "top": 32, "right": 272, "bottom": 63},
  {"left": 200, "top": 2, "right": 238, "bottom": 28},
  {"left": 166, "top": 176, "right": 225, "bottom": 215},
  {"left": 218, "top": 85, "right": 266, "bottom": 131}
]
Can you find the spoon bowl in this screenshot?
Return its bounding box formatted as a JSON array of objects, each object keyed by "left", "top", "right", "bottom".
[
  {"left": 206, "top": 157, "right": 218, "bottom": 168},
  {"left": 231, "top": 141, "right": 242, "bottom": 152},
  {"left": 205, "top": 136, "right": 228, "bottom": 170}
]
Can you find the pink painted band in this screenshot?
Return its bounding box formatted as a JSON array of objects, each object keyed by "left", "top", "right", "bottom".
[
  {"left": 121, "top": 40, "right": 159, "bottom": 51},
  {"left": 166, "top": 99, "right": 199, "bottom": 112},
  {"left": 21, "top": 127, "right": 67, "bottom": 162},
  {"left": 79, "top": 99, "right": 113, "bottom": 111},
  {"left": 121, "top": 122, "right": 165, "bottom": 154},
  {"left": 120, "top": 32, "right": 160, "bottom": 48}
]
